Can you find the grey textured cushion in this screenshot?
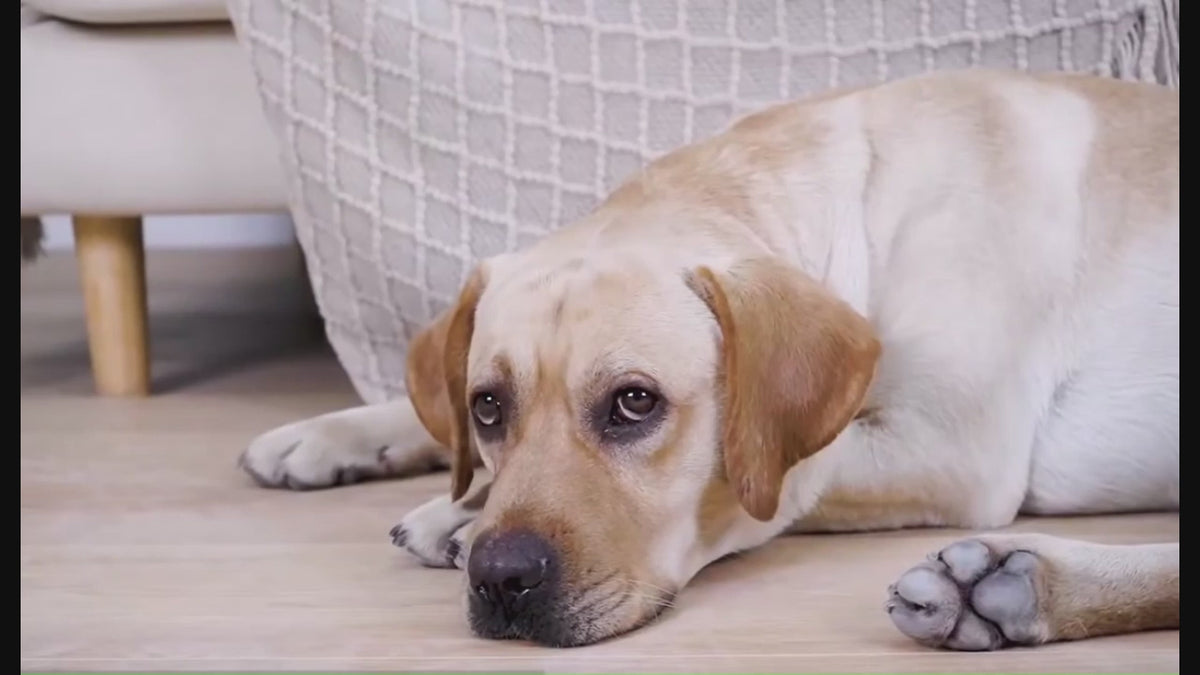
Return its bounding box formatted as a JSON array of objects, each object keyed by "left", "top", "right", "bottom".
[{"left": 231, "top": 0, "right": 1179, "bottom": 404}]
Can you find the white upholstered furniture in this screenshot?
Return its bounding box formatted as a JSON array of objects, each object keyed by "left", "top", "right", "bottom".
[{"left": 21, "top": 0, "right": 287, "bottom": 395}]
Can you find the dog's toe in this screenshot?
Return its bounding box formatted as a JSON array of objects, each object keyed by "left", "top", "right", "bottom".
[
  {"left": 937, "top": 539, "right": 993, "bottom": 584},
  {"left": 447, "top": 521, "right": 472, "bottom": 570},
  {"left": 888, "top": 561, "right": 964, "bottom": 647}
]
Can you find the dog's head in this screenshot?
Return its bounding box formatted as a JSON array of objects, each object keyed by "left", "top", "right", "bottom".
[{"left": 405, "top": 204, "right": 879, "bottom": 646}]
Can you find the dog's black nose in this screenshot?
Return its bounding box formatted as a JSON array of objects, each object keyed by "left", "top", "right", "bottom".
[{"left": 467, "top": 529, "right": 555, "bottom": 613}]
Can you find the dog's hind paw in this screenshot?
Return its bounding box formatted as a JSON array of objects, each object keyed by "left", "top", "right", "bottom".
[{"left": 887, "top": 539, "right": 1048, "bottom": 650}]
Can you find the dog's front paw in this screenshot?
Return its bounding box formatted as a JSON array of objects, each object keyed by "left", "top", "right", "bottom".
[
  {"left": 239, "top": 417, "right": 443, "bottom": 490},
  {"left": 887, "top": 539, "right": 1048, "bottom": 650},
  {"left": 390, "top": 495, "right": 474, "bottom": 569}
]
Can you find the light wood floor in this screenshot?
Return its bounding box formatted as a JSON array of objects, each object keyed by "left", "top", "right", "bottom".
[{"left": 21, "top": 250, "right": 1179, "bottom": 673}]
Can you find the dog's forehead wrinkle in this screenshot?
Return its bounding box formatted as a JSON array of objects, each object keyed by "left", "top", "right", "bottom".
[{"left": 470, "top": 264, "right": 721, "bottom": 417}]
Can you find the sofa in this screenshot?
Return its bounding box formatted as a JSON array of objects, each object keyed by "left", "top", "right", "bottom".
[{"left": 21, "top": 0, "right": 287, "bottom": 396}]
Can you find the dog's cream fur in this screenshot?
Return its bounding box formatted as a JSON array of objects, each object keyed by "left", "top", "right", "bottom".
[{"left": 241, "top": 70, "right": 1178, "bottom": 649}]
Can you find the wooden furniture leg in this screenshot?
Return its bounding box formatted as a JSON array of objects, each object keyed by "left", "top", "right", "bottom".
[{"left": 72, "top": 215, "right": 151, "bottom": 396}]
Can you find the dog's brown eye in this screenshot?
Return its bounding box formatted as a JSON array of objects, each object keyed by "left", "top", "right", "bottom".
[
  {"left": 472, "top": 393, "right": 502, "bottom": 427},
  {"left": 611, "top": 388, "right": 658, "bottom": 424}
]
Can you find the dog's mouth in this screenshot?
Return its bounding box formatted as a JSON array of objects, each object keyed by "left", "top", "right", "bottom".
[{"left": 467, "top": 578, "right": 678, "bottom": 647}]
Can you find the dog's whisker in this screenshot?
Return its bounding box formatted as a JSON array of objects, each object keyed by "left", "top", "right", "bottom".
[
  {"left": 570, "top": 573, "right": 620, "bottom": 608},
  {"left": 623, "top": 590, "right": 677, "bottom": 610},
  {"left": 624, "top": 579, "right": 679, "bottom": 608},
  {"left": 566, "top": 574, "right": 676, "bottom": 633},
  {"left": 627, "top": 578, "right": 676, "bottom": 595},
  {"left": 607, "top": 579, "right": 679, "bottom": 614}
]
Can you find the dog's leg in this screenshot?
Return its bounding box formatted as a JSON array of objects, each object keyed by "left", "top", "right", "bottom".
[
  {"left": 390, "top": 480, "right": 491, "bottom": 568},
  {"left": 239, "top": 399, "right": 447, "bottom": 489},
  {"left": 887, "top": 534, "right": 1178, "bottom": 650}
]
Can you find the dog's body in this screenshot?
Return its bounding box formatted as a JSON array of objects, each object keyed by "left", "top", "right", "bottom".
[{"left": 242, "top": 70, "right": 1178, "bottom": 650}]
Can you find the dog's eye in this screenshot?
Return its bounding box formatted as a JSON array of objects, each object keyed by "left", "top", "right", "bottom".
[
  {"left": 472, "top": 393, "right": 503, "bottom": 427},
  {"left": 611, "top": 388, "right": 658, "bottom": 424}
]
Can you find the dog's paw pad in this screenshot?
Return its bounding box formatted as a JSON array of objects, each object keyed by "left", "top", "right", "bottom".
[
  {"left": 887, "top": 540, "right": 1045, "bottom": 651},
  {"left": 937, "top": 539, "right": 993, "bottom": 584},
  {"left": 970, "top": 551, "right": 1042, "bottom": 644}
]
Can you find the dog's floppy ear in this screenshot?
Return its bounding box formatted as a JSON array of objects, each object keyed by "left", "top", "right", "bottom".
[
  {"left": 687, "top": 258, "right": 880, "bottom": 521},
  {"left": 406, "top": 267, "right": 487, "bottom": 501}
]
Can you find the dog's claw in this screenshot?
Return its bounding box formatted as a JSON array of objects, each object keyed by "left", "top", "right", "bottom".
[{"left": 390, "top": 524, "right": 407, "bottom": 547}]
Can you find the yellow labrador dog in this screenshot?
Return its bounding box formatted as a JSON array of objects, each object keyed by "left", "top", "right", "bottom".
[{"left": 241, "top": 70, "right": 1179, "bottom": 650}]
